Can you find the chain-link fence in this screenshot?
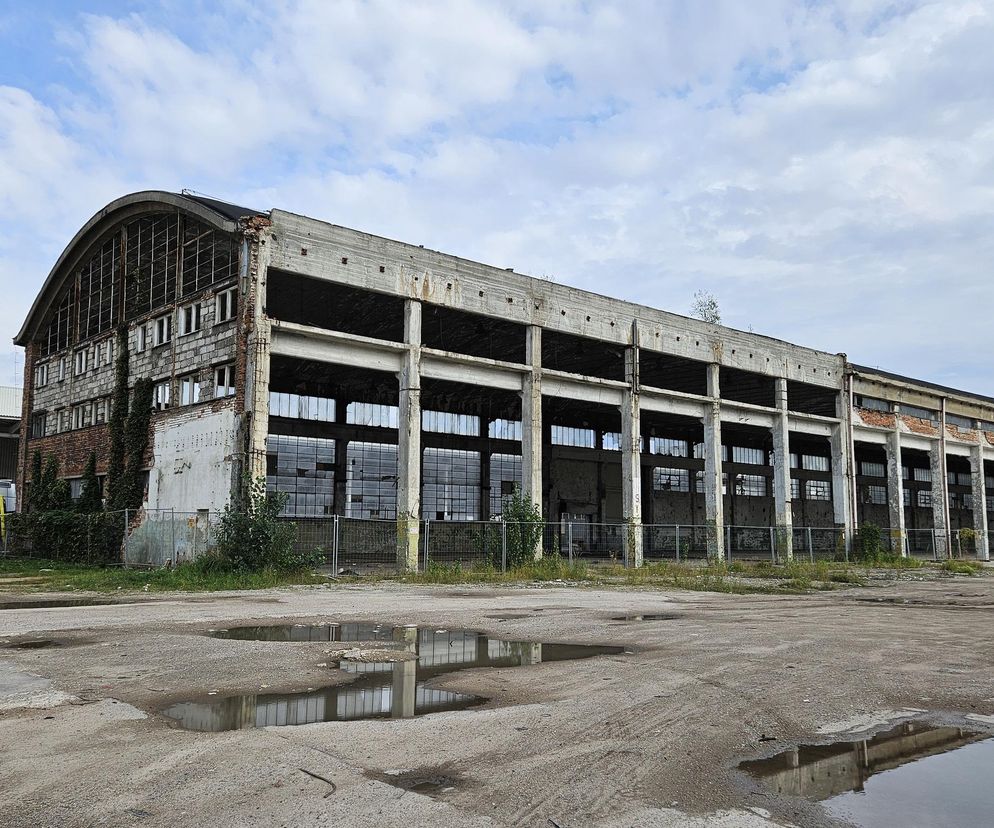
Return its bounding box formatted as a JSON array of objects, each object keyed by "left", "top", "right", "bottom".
[
  {"left": 0, "top": 509, "right": 130, "bottom": 564},
  {"left": 123, "top": 510, "right": 220, "bottom": 567}
]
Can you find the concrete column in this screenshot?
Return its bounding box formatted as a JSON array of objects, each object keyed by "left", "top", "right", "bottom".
[
  {"left": 771, "top": 377, "right": 793, "bottom": 561},
  {"left": 244, "top": 234, "right": 272, "bottom": 483},
  {"left": 703, "top": 363, "right": 725, "bottom": 561},
  {"left": 520, "top": 325, "right": 543, "bottom": 559},
  {"left": 832, "top": 390, "right": 855, "bottom": 553},
  {"left": 621, "top": 339, "right": 643, "bottom": 567},
  {"left": 969, "top": 437, "right": 989, "bottom": 561},
  {"left": 929, "top": 443, "right": 950, "bottom": 559},
  {"left": 390, "top": 625, "right": 418, "bottom": 718},
  {"left": 885, "top": 427, "right": 907, "bottom": 556},
  {"left": 479, "top": 417, "right": 491, "bottom": 521},
  {"left": 396, "top": 300, "right": 422, "bottom": 572}
]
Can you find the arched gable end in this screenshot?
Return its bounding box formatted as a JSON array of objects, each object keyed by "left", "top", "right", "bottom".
[{"left": 15, "top": 191, "right": 263, "bottom": 349}]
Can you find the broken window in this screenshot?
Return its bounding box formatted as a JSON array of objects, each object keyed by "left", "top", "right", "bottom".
[
  {"left": 488, "top": 419, "right": 522, "bottom": 441},
  {"left": 346, "top": 442, "right": 398, "bottom": 519},
  {"left": 178, "top": 303, "right": 202, "bottom": 336},
  {"left": 78, "top": 234, "right": 119, "bottom": 340},
  {"left": 422, "top": 448, "right": 480, "bottom": 521},
  {"left": 804, "top": 480, "right": 831, "bottom": 501},
  {"left": 734, "top": 474, "right": 766, "bottom": 496},
  {"left": 179, "top": 374, "right": 201, "bottom": 406},
  {"left": 266, "top": 434, "right": 335, "bottom": 517},
  {"left": 153, "top": 381, "right": 171, "bottom": 411},
  {"left": 268, "top": 391, "right": 333, "bottom": 420},
  {"left": 153, "top": 314, "right": 172, "bottom": 346},
  {"left": 648, "top": 438, "right": 688, "bottom": 457},
  {"left": 422, "top": 410, "right": 479, "bottom": 436},
  {"left": 30, "top": 412, "right": 47, "bottom": 438},
  {"left": 181, "top": 217, "right": 238, "bottom": 297},
  {"left": 489, "top": 454, "right": 522, "bottom": 517},
  {"left": 215, "top": 364, "right": 236, "bottom": 398},
  {"left": 215, "top": 286, "right": 238, "bottom": 323},
  {"left": 125, "top": 214, "right": 179, "bottom": 318},
  {"left": 652, "top": 467, "right": 690, "bottom": 493}
]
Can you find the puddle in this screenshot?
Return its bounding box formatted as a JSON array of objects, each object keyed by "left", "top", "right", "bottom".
[
  {"left": 165, "top": 624, "right": 627, "bottom": 731},
  {"left": 372, "top": 767, "right": 465, "bottom": 799},
  {"left": 4, "top": 639, "right": 59, "bottom": 649},
  {"left": 610, "top": 614, "right": 677, "bottom": 621},
  {"left": 740, "top": 720, "right": 994, "bottom": 826}
]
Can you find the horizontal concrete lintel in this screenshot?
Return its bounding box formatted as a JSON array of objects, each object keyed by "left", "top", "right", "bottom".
[
  {"left": 270, "top": 326, "right": 403, "bottom": 373},
  {"left": 720, "top": 408, "right": 774, "bottom": 429},
  {"left": 854, "top": 429, "right": 888, "bottom": 446},
  {"left": 420, "top": 354, "right": 523, "bottom": 391},
  {"left": 542, "top": 376, "right": 624, "bottom": 407},
  {"left": 639, "top": 390, "right": 705, "bottom": 418},
  {"left": 787, "top": 418, "right": 833, "bottom": 437}
]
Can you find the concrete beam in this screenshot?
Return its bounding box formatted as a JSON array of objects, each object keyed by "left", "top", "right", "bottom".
[
  {"left": 540, "top": 372, "right": 625, "bottom": 407},
  {"left": 396, "top": 300, "right": 422, "bottom": 572},
  {"left": 771, "top": 377, "right": 793, "bottom": 561},
  {"left": 702, "top": 363, "right": 724, "bottom": 561},
  {"left": 621, "top": 337, "right": 643, "bottom": 567}
]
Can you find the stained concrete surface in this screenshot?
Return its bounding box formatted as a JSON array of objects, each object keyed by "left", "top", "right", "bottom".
[{"left": 1, "top": 578, "right": 993, "bottom": 827}]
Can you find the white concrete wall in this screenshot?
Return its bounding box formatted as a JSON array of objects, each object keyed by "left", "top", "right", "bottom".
[{"left": 147, "top": 407, "right": 237, "bottom": 513}]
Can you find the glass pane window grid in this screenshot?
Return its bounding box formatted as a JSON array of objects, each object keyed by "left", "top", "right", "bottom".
[
  {"left": 801, "top": 455, "right": 829, "bottom": 472},
  {"left": 860, "top": 461, "right": 885, "bottom": 477},
  {"left": 347, "top": 403, "right": 399, "bottom": 429},
  {"left": 422, "top": 410, "right": 479, "bottom": 436},
  {"left": 734, "top": 474, "right": 766, "bottom": 496},
  {"left": 648, "top": 437, "right": 688, "bottom": 457},
  {"left": 652, "top": 467, "right": 690, "bottom": 493},
  {"left": 731, "top": 446, "right": 766, "bottom": 465},
  {"left": 266, "top": 434, "right": 335, "bottom": 517},
  {"left": 215, "top": 286, "right": 238, "bottom": 323},
  {"left": 269, "top": 392, "right": 335, "bottom": 421},
  {"left": 489, "top": 419, "right": 522, "bottom": 441},
  {"left": 346, "top": 442, "right": 398, "bottom": 519},
  {"left": 863, "top": 484, "right": 887, "bottom": 505},
  {"left": 422, "top": 447, "right": 481, "bottom": 520},
  {"left": 79, "top": 235, "right": 120, "bottom": 340},
  {"left": 43, "top": 292, "right": 72, "bottom": 356},
  {"left": 551, "top": 425, "right": 596, "bottom": 448},
  {"left": 804, "top": 479, "right": 831, "bottom": 500},
  {"left": 489, "top": 453, "right": 522, "bottom": 517},
  {"left": 182, "top": 217, "right": 238, "bottom": 296},
  {"left": 125, "top": 214, "right": 179, "bottom": 318}
]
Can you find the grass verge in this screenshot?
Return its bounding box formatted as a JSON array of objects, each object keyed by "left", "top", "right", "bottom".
[{"left": 0, "top": 556, "right": 325, "bottom": 593}]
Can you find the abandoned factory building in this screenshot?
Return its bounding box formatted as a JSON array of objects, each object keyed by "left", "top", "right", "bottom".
[{"left": 13, "top": 191, "right": 994, "bottom": 566}]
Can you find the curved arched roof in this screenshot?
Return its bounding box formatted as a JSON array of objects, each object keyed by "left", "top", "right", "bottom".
[{"left": 15, "top": 190, "right": 266, "bottom": 346}]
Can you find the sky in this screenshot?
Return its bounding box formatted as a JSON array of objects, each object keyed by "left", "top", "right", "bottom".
[{"left": 1, "top": 0, "right": 993, "bottom": 395}]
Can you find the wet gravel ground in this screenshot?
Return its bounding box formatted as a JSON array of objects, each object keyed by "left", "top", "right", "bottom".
[{"left": 1, "top": 575, "right": 993, "bottom": 827}]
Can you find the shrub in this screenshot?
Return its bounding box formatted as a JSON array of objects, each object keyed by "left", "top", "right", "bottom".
[
  {"left": 501, "top": 486, "right": 544, "bottom": 568},
  {"left": 203, "top": 476, "right": 311, "bottom": 573}
]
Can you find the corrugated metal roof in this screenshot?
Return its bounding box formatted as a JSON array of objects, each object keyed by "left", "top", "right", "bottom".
[{"left": 0, "top": 386, "right": 22, "bottom": 419}]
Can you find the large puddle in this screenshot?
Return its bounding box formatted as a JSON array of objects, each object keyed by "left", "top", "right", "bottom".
[
  {"left": 163, "top": 623, "right": 627, "bottom": 732},
  {"left": 740, "top": 720, "right": 994, "bottom": 827}
]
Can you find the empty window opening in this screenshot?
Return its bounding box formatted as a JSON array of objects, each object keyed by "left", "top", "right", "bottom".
[
  {"left": 267, "top": 270, "right": 405, "bottom": 342},
  {"left": 719, "top": 367, "right": 775, "bottom": 408},
  {"left": 542, "top": 329, "right": 625, "bottom": 382},
  {"left": 787, "top": 380, "right": 837, "bottom": 417},
  {"left": 422, "top": 304, "right": 526, "bottom": 363}
]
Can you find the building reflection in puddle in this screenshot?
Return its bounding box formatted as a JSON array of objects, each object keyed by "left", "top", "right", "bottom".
[{"left": 164, "top": 625, "right": 620, "bottom": 731}]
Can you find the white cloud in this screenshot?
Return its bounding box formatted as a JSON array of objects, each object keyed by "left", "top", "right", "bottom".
[{"left": 1, "top": 0, "right": 993, "bottom": 397}]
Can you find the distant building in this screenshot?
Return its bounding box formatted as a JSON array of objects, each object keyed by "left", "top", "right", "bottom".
[{"left": 12, "top": 191, "right": 994, "bottom": 565}]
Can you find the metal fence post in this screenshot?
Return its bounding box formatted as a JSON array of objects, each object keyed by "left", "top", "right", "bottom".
[
  {"left": 932, "top": 528, "right": 938, "bottom": 561},
  {"left": 423, "top": 518, "right": 430, "bottom": 571},
  {"left": 675, "top": 525, "right": 681, "bottom": 563},
  {"left": 501, "top": 520, "right": 507, "bottom": 572},
  {"left": 170, "top": 508, "right": 176, "bottom": 567},
  {"left": 123, "top": 508, "right": 129, "bottom": 565},
  {"left": 566, "top": 521, "right": 573, "bottom": 564},
  {"left": 726, "top": 525, "right": 732, "bottom": 560},
  {"left": 768, "top": 527, "right": 776, "bottom": 563},
  {"left": 333, "top": 514, "right": 340, "bottom": 573}
]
